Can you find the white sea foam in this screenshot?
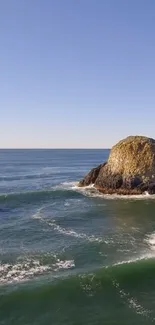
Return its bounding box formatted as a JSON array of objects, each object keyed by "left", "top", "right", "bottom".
[
  {"left": 32, "top": 207, "right": 44, "bottom": 220},
  {"left": 113, "top": 253, "right": 154, "bottom": 267},
  {"left": 55, "top": 181, "right": 79, "bottom": 190},
  {"left": 0, "top": 259, "right": 50, "bottom": 284},
  {"left": 113, "top": 280, "right": 151, "bottom": 318},
  {"left": 79, "top": 273, "right": 100, "bottom": 297},
  {"left": 145, "top": 233, "right": 155, "bottom": 249},
  {"left": 56, "top": 182, "right": 96, "bottom": 194},
  {"left": 64, "top": 201, "right": 71, "bottom": 207},
  {"left": 83, "top": 190, "right": 155, "bottom": 200},
  {"left": 32, "top": 205, "right": 103, "bottom": 243},
  {"left": 53, "top": 259, "right": 75, "bottom": 271},
  {"left": 48, "top": 220, "right": 103, "bottom": 243},
  {"left": 64, "top": 198, "right": 83, "bottom": 208},
  {"left": 32, "top": 203, "right": 56, "bottom": 220},
  {"left": 0, "top": 258, "right": 75, "bottom": 284},
  {"left": 61, "top": 181, "right": 155, "bottom": 200}
]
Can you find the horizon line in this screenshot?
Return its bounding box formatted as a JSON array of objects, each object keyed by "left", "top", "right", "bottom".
[{"left": 0, "top": 147, "right": 110, "bottom": 150}]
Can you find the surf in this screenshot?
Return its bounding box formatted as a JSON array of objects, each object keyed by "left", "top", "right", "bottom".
[
  {"left": 0, "top": 187, "right": 82, "bottom": 207},
  {"left": 1, "top": 256, "right": 155, "bottom": 304}
]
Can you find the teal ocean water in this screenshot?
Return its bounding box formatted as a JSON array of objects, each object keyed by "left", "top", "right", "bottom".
[{"left": 0, "top": 149, "right": 155, "bottom": 325}]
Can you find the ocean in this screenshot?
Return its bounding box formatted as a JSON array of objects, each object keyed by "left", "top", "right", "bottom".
[{"left": 0, "top": 149, "right": 155, "bottom": 325}]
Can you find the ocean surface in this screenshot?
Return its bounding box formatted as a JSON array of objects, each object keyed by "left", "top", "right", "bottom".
[{"left": 0, "top": 149, "right": 155, "bottom": 325}]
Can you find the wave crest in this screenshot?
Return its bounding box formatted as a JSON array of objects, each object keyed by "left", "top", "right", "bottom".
[{"left": 0, "top": 258, "right": 75, "bottom": 284}]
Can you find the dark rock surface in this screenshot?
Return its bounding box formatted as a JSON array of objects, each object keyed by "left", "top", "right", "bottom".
[{"left": 79, "top": 163, "right": 106, "bottom": 187}]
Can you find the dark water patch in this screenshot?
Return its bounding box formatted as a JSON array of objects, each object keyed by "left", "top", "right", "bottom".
[
  {"left": 0, "top": 257, "right": 155, "bottom": 325},
  {"left": 0, "top": 188, "right": 82, "bottom": 207},
  {"left": 0, "top": 170, "right": 87, "bottom": 182}
]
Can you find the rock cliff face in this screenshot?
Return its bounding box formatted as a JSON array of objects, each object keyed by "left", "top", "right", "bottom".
[{"left": 79, "top": 136, "right": 155, "bottom": 194}]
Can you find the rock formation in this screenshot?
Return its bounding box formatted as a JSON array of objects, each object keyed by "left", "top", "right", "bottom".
[{"left": 79, "top": 136, "right": 155, "bottom": 194}]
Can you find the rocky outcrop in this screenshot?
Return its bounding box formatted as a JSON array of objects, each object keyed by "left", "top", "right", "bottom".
[
  {"left": 79, "top": 163, "right": 106, "bottom": 187},
  {"left": 79, "top": 136, "right": 155, "bottom": 194}
]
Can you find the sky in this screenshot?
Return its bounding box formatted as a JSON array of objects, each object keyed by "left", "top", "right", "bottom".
[{"left": 1, "top": 0, "right": 155, "bottom": 148}]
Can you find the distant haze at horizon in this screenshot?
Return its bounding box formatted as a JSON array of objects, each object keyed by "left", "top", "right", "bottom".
[
  {"left": 0, "top": 133, "right": 154, "bottom": 150},
  {"left": 1, "top": 1, "right": 155, "bottom": 148}
]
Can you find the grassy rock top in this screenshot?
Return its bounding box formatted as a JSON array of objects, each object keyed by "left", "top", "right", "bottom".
[{"left": 108, "top": 136, "right": 155, "bottom": 179}]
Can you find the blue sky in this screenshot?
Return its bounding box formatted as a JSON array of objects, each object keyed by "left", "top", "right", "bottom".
[{"left": 1, "top": 0, "right": 155, "bottom": 148}]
